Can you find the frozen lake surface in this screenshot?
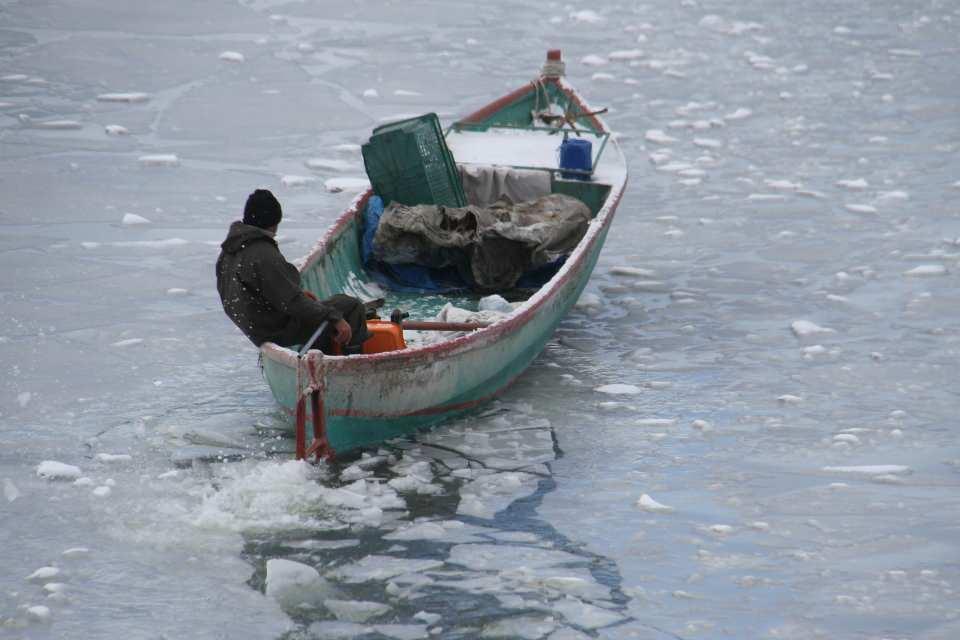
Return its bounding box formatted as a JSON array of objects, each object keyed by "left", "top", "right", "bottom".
[{"left": 2, "top": 0, "right": 959, "bottom": 638}]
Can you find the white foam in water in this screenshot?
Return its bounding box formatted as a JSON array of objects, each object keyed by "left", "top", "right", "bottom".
[{"left": 36, "top": 461, "right": 81, "bottom": 480}]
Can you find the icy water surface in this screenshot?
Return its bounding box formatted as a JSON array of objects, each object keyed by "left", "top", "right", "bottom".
[{"left": 2, "top": 0, "right": 959, "bottom": 638}]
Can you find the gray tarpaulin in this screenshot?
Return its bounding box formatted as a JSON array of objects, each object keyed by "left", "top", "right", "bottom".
[
  {"left": 458, "top": 165, "right": 552, "bottom": 208},
  {"left": 372, "top": 194, "right": 591, "bottom": 291}
]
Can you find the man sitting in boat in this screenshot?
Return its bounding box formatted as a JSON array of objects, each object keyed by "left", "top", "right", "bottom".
[{"left": 216, "top": 189, "right": 368, "bottom": 353}]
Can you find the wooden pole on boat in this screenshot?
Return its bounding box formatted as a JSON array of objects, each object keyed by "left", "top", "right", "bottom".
[{"left": 401, "top": 320, "right": 490, "bottom": 332}]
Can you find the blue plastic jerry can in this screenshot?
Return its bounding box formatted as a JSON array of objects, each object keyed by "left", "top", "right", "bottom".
[{"left": 559, "top": 136, "right": 593, "bottom": 180}]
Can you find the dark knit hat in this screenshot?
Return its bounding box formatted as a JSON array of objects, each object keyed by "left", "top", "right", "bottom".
[{"left": 243, "top": 189, "right": 282, "bottom": 229}]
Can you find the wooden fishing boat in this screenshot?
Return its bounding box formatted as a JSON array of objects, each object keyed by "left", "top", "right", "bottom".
[{"left": 259, "top": 50, "right": 628, "bottom": 458}]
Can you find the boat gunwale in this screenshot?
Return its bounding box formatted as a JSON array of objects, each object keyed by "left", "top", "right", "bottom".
[{"left": 260, "top": 76, "right": 627, "bottom": 374}]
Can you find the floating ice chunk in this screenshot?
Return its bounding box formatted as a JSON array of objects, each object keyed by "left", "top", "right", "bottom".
[
  {"left": 121, "top": 213, "right": 150, "bottom": 225},
  {"left": 553, "top": 597, "right": 624, "bottom": 630},
  {"left": 325, "top": 599, "right": 391, "bottom": 623},
  {"left": 637, "top": 493, "right": 674, "bottom": 512},
  {"left": 394, "top": 89, "right": 422, "bottom": 97},
  {"left": 580, "top": 54, "right": 608, "bottom": 67},
  {"left": 331, "top": 556, "right": 443, "bottom": 583},
  {"left": 693, "top": 137, "right": 722, "bottom": 149},
  {"left": 97, "top": 92, "right": 149, "bottom": 103},
  {"left": 26, "top": 605, "right": 52, "bottom": 621},
  {"left": 92, "top": 485, "right": 112, "bottom": 497},
  {"left": 699, "top": 15, "right": 763, "bottom": 35},
  {"left": 324, "top": 177, "right": 370, "bottom": 193},
  {"left": 790, "top": 320, "right": 835, "bottom": 337},
  {"left": 845, "top": 203, "right": 877, "bottom": 214},
  {"left": 62, "top": 547, "right": 89, "bottom": 558},
  {"left": 362, "top": 88, "right": 379, "bottom": 98},
  {"left": 18, "top": 391, "right": 31, "bottom": 407},
  {"left": 166, "top": 288, "right": 189, "bottom": 296},
  {"left": 26, "top": 567, "right": 60, "bottom": 582},
  {"left": 305, "top": 158, "right": 354, "bottom": 172},
  {"left": 635, "top": 418, "right": 677, "bottom": 427},
  {"left": 691, "top": 419, "right": 713, "bottom": 432},
  {"left": 777, "top": 394, "right": 802, "bottom": 404},
  {"left": 709, "top": 524, "right": 734, "bottom": 535},
  {"left": 414, "top": 611, "right": 441, "bottom": 625},
  {"left": 876, "top": 190, "right": 909, "bottom": 202},
  {"left": 575, "top": 292, "right": 602, "bottom": 308},
  {"left": 833, "top": 434, "right": 860, "bottom": 444},
  {"left": 888, "top": 48, "right": 921, "bottom": 57},
  {"left": 334, "top": 143, "right": 361, "bottom": 153},
  {"left": 765, "top": 179, "right": 800, "bottom": 191},
  {"left": 570, "top": 10, "right": 605, "bottom": 24},
  {"left": 219, "top": 50, "right": 245, "bottom": 63},
  {"left": 265, "top": 558, "right": 334, "bottom": 610},
  {"left": 610, "top": 266, "right": 656, "bottom": 278},
  {"left": 609, "top": 49, "right": 644, "bottom": 60},
  {"left": 645, "top": 129, "right": 677, "bottom": 144},
  {"left": 3, "top": 478, "right": 20, "bottom": 502},
  {"left": 904, "top": 264, "right": 946, "bottom": 276},
  {"left": 43, "top": 582, "right": 67, "bottom": 594},
  {"left": 724, "top": 107, "right": 752, "bottom": 121},
  {"left": 96, "top": 453, "right": 132, "bottom": 463},
  {"left": 596, "top": 384, "right": 641, "bottom": 395},
  {"left": 822, "top": 464, "right": 911, "bottom": 475},
  {"left": 478, "top": 294, "right": 512, "bottom": 313},
  {"left": 836, "top": 178, "right": 868, "bottom": 189},
  {"left": 592, "top": 72, "right": 616, "bottom": 82},
  {"left": 36, "top": 461, "right": 81, "bottom": 480},
  {"left": 749, "top": 521, "right": 770, "bottom": 531},
  {"left": 280, "top": 174, "right": 316, "bottom": 188},
  {"left": 23, "top": 117, "right": 82, "bottom": 130},
  {"left": 802, "top": 344, "right": 828, "bottom": 357},
  {"left": 111, "top": 338, "right": 143, "bottom": 347},
  {"left": 834, "top": 25, "right": 852, "bottom": 34},
  {"left": 138, "top": 154, "right": 179, "bottom": 167},
  {"left": 73, "top": 477, "right": 93, "bottom": 486}
]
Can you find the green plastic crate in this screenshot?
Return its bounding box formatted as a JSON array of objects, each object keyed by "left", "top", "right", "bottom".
[{"left": 362, "top": 113, "right": 467, "bottom": 208}]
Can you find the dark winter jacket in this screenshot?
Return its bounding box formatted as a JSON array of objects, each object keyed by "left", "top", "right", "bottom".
[{"left": 216, "top": 222, "right": 343, "bottom": 347}]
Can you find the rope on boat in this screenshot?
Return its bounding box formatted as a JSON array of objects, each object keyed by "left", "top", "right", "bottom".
[{"left": 295, "top": 323, "right": 332, "bottom": 462}]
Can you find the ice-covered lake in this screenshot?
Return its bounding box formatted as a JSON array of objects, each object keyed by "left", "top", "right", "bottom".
[{"left": 2, "top": 1, "right": 958, "bottom": 638}]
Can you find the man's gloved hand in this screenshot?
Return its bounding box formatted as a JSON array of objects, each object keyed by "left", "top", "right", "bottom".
[{"left": 333, "top": 318, "right": 352, "bottom": 346}]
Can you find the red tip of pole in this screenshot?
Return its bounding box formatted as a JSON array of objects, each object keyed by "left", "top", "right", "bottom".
[{"left": 547, "top": 49, "right": 562, "bottom": 62}]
